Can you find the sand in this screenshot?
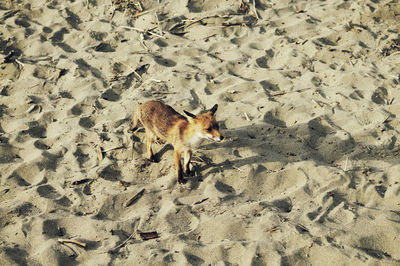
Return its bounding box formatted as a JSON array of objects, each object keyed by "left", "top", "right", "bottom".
[{"left": 1, "top": 0, "right": 400, "bottom": 265}]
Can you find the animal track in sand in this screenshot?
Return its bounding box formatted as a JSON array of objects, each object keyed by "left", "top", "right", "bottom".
[
  {"left": 34, "top": 139, "right": 51, "bottom": 150},
  {"left": 153, "top": 55, "right": 177, "bottom": 67},
  {"left": 95, "top": 191, "right": 145, "bottom": 220},
  {"left": 165, "top": 207, "right": 199, "bottom": 234},
  {"left": 7, "top": 161, "right": 42, "bottom": 186},
  {"left": 37, "top": 184, "right": 61, "bottom": 199},
  {"left": 98, "top": 164, "right": 122, "bottom": 181},
  {"left": 0, "top": 143, "right": 20, "bottom": 164},
  {"left": 37, "top": 151, "right": 64, "bottom": 172},
  {"left": 79, "top": 116, "right": 95, "bottom": 129},
  {"left": 20, "top": 121, "right": 47, "bottom": 139}
]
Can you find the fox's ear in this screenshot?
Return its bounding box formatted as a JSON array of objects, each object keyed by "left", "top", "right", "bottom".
[
  {"left": 184, "top": 110, "right": 196, "bottom": 119},
  {"left": 209, "top": 104, "right": 218, "bottom": 116}
]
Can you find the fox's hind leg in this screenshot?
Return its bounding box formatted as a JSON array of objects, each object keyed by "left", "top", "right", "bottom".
[{"left": 145, "top": 130, "right": 157, "bottom": 162}]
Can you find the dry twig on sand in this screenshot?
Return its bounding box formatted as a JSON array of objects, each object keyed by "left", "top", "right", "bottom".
[
  {"left": 96, "top": 145, "right": 104, "bottom": 160},
  {"left": 125, "top": 188, "right": 145, "bottom": 207},
  {"left": 267, "top": 225, "right": 281, "bottom": 233},
  {"left": 120, "top": 25, "right": 166, "bottom": 39},
  {"left": 108, "top": 231, "right": 135, "bottom": 253},
  {"left": 252, "top": 0, "right": 259, "bottom": 19},
  {"left": 270, "top": 87, "right": 315, "bottom": 97},
  {"left": 139, "top": 231, "right": 159, "bottom": 240},
  {"left": 344, "top": 156, "right": 349, "bottom": 171},
  {"left": 131, "top": 7, "right": 157, "bottom": 18},
  {"left": 103, "top": 145, "right": 126, "bottom": 153},
  {"left": 110, "top": 58, "right": 143, "bottom": 81},
  {"left": 193, "top": 198, "right": 209, "bottom": 205},
  {"left": 58, "top": 238, "right": 87, "bottom": 248}
]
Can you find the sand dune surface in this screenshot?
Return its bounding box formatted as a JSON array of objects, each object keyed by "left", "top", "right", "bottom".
[{"left": 1, "top": 0, "right": 400, "bottom": 265}]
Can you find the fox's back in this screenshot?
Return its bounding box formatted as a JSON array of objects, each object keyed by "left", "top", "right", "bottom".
[{"left": 139, "top": 101, "right": 187, "bottom": 140}]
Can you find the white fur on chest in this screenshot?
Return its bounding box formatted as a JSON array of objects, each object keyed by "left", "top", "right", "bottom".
[{"left": 184, "top": 132, "right": 206, "bottom": 149}]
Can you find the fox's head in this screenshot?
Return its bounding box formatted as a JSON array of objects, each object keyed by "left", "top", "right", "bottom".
[{"left": 184, "top": 104, "right": 224, "bottom": 142}]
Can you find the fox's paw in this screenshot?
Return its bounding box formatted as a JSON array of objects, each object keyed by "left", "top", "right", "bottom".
[
  {"left": 177, "top": 178, "right": 186, "bottom": 185},
  {"left": 184, "top": 169, "right": 195, "bottom": 177}
]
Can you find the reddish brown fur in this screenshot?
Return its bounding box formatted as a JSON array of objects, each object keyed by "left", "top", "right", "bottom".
[{"left": 130, "top": 100, "right": 223, "bottom": 184}]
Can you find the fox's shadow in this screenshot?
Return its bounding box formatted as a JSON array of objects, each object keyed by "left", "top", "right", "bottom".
[{"left": 188, "top": 113, "right": 399, "bottom": 190}]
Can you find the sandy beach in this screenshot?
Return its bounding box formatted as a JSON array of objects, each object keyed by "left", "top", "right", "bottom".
[{"left": 1, "top": 0, "right": 400, "bottom": 265}]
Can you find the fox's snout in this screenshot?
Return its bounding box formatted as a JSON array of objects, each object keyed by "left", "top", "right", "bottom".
[
  {"left": 215, "top": 135, "right": 224, "bottom": 141},
  {"left": 208, "top": 132, "right": 223, "bottom": 142}
]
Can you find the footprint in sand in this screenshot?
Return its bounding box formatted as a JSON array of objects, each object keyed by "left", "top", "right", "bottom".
[
  {"left": 37, "top": 185, "right": 72, "bottom": 207},
  {"left": 78, "top": 116, "right": 95, "bottom": 129},
  {"left": 0, "top": 143, "right": 20, "bottom": 164},
  {"left": 34, "top": 140, "right": 51, "bottom": 150},
  {"left": 20, "top": 121, "right": 47, "bottom": 139},
  {"left": 37, "top": 184, "right": 61, "bottom": 199}
]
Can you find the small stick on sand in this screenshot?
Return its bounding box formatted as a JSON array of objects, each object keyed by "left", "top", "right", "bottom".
[
  {"left": 154, "top": 12, "right": 162, "bottom": 36},
  {"left": 108, "top": 232, "right": 135, "bottom": 253},
  {"left": 131, "top": 140, "right": 135, "bottom": 161},
  {"left": 193, "top": 198, "right": 209, "bottom": 205},
  {"left": 131, "top": 7, "right": 157, "bottom": 18},
  {"left": 267, "top": 225, "right": 280, "bottom": 233},
  {"left": 14, "top": 59, "right": 25, "bottom": 71},
  {"left": 139, "top": 231, "right": 159, "bottom": 240},
  {"left": 26, "top": 104, "right": 41, "bottom": 113},
  {"left": 121, "top": 25, "right": 166, "bottom": 39},
  {"left": 348, "top": 56, "right": 354, "bottom": 67},
  {"left": 96, "top": 145, "right": 104, "bottom": 161},
  {"left": 244, "top": 112, "right": 251, "bottom": 121},
  {"left": 270, "top": 87, "right": 315, "bottom": 97},
  {"left": 110, "top": 58, "right": 143, "bottom": 81},
  {"left": 382, "top": 115, "right": 391, "bottom": 124},
  {"left": 312, "top": 99, "right": 323, "bottom": 107},
  {"left": 176, "top": 15, "right": 228, "bottom": 31},
  {"left": 232, "top": 166, "right": 244, "bottom": 172},
  {"left": 151, "top": 91, "right": 177, "bottom": 95},
  {"left": 252, "top": 0, "right": 259, "bottom": 19},
  {"left": 294, "top": 223, "right": 309, "bottom": 233},
  {"left": 344, "top": 156, "right": 349, "bottom": 171},
  {"left": 58, "top": 238, "right": 87, "bottom": 248},
  {"left": 103, "top": 145, "right": 126, "bottom": 153},
  {"left": 125, "top": 188, "right": 145, "bottom": 207}
]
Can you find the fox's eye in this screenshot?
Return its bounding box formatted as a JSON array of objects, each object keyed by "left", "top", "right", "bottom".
[{"left": 206, "top": 127, "right": 212, "bottom": 132}]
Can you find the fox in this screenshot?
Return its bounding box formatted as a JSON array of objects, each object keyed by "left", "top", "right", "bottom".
[{"left": 129, "top": 100, "right": 223, "bottom": 184}]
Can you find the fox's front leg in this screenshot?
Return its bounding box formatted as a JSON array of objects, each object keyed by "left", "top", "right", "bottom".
[
  {"left": 183, "top": 150, "right": 193, "bottom": 176},
  {"left": 174, "top": 149, "right": 185, "bottom": 184}
]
